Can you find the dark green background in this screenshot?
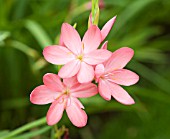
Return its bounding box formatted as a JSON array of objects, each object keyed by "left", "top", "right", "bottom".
[{"left": 0, "top": 0, "right": 170, "bottom": 138}]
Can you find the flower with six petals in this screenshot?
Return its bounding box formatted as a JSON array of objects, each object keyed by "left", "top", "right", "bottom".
[
  {"left": 30, "top": 73, "right": 97, "bottom": 127},
  {"left": 95, "top": 47, "right": 139, "bottom": 105},
  {"left": 43, "top": 23, "right": 112, "bottom": 83}
]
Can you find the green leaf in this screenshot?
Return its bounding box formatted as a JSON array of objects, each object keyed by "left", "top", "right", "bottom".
[
  {"left": 0, "top": 31, "right": 10, "bottom": 42},
  {"left": 11, "top": 126, "right": 51, "bottom": 139},
  {"left": 9, "top": 40, "right": 39, "bottom": 59},
  {"left": 25, "top": 20, "right": 53, "bottom": 49}
]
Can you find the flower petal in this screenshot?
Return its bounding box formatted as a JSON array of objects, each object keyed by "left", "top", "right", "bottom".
[
  {"left": 82, "top": 25, "right": 102, "bottom": 53},
  {"left": 104, "top": 47, "right": 134, "bottom": 73},
  {"left": 107, "top": 81, "right": 135, "bottom": 105},
  {"left": 70, "top": 83, "right": 98, "bottom": 98},
  {"left": 108, "top": 69, "right": 139, "bottom": 86},
  {"left": 98, "top": 79, "right": 112, "bottom": 101},
  {"left": 101, "top": 41, "right": 108, "bottom": 49},
  {"left": 30, "top": 85, "right": 58, "bottom": 105},
  {"left": 59, "top": 34, "right": 65, "bottom": 46},
  {"left": 101, "top": 16, "right": 116, "bottom": 41},
  {"left": 77, "top": 62, "right": 94, "bottom": 83},
  {"left": 61, "top": 23, "right": 82, "bottom": 55},
  {"left": 46, "top": 99, "right": 65, "bottom": 126},
  {"left": 66, "top": 97, "right": 87, "bottom": 127},
  {"left": 59, "top": 60, "right": 81, "bottom": 78},
  {"left": 63, "top": 76, "right": 79, "bottom": 88},
  {"left": 84, "top": 49, "right": 112, "bottom": 65},
  {"left": 95, "top": 64, "right": 105, "bottom": 82},
  {"left": 43, "top": 73, "right": 64, "bottom": 92},
  {"left": 43, "top": 45, "right": 75, "bottom": 65}
]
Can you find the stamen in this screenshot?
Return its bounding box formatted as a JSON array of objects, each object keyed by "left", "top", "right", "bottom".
[
  {"left": 77, "top": 55, "right": 83, "bottom": 61},
  {"left": 82, "top": 43, "right": 84, "bottom": 50}
]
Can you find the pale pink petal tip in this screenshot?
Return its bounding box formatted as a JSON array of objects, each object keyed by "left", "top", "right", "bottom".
[
  {"left": 77, "top": 62, "right": 94, "bottom": 83},
  {"left": 101, "top": 15, "right": 117, "bottom": 41},
  {"left": 30, "top": 85, "right": 56, "bottom": 105},
  {"left": 43, "top": 45, "right": 74, "bottom": 65},
  {"left": 104, "top": 47, "right": 134, "bottom": 72},
  {"left": 82, "top": 25, "right": 102, "bottom": 53},
  {"left": 66, "top": 98, "right": 87, "bottom": 127},
  {"left": 61, "top": 23, "right": 82, "bottom": 55},
  {"left": 95, "top": 64, "right": 105, "bottom": 82},
  {"left": 46, "top": 100, "right": 65, "bottom": 126},
  {"left": 43, "top": 73, "right": 63, "bottom": 92},
  {"left": 101, "top": 41, "right": 108, "bottom": 49}
]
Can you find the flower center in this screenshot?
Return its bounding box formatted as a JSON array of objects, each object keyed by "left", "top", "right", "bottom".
[
  {"left": 77, "top": 55, "right": 83, "bottom": 61},
  {"left": 63, "top": 88, "right": 70, "bottom": 95}
]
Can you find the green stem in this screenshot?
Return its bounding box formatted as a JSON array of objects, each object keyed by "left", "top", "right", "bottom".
[
  {"left": 91, "top": 0, "right": 99, "bottom": 24},
  {"left": 2, "top": 117, "right": 46, "bottom": 139}
]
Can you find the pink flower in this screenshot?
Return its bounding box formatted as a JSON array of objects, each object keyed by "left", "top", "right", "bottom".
[
  {"left": 88, "top": 13, "right": 117, "bottom": 42},
  {"left": 30, "top": 73, "right": 97, "bottom": 127},
  {"left": 43, "top": 23, "right": 111, "bottom": 83},
  {"left": 95, "top": 47, "right": 139, "bottom": 105}
]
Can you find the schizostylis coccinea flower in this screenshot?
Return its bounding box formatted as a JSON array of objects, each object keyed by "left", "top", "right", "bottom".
[
  {"left": 43, "top": 23, "right": 111, "bottom": 83},
  {"left": 95, "top": 47, "right": 139, "bottom": 105},
  {"left": 30, "top": 73, "right": 97, "bottom": 127}
]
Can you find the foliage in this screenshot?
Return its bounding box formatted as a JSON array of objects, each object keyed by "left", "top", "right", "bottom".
[{"left": 0, "top": 0, "right": 170, "bottom": 138}]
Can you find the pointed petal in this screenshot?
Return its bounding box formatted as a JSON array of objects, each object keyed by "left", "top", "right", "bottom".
[
  {"left": 59, "top": 34, "right": 65, "bottom": 46},
  {"left": 95, "top": 64, "right": 105, "bottom": 82},
  {"left": 63, "top": 76, "right": 79, "bottom": 88},
  {"left": 98, "top": 79, "right": 112, "bottom": 101},
  {"left": 30, "top": 85, "right": 58, "bottom": 105},
  {"left": 59, "top": 60, "right": 81, "bottom": 78},
  {"left": 101, "top": 41, "right": 108, "bottom": 49},
  {"left": 82, "top": 25, "right": 102, "bottom": 53},
  {"left": 77, "top": 62, "right": 94, "bottom": 83},
  {"left": 43, "top": 73, "right": 64, "bottom": 92},
  {"left": 70, "top": 83, "right": 97, "bottom": 98},
  {"left": 84, "top": 49, "right": 112, "bottom": 65},
  {"left": 46, "top": 99, "right": 65, "bottom": 125},
  {"left": 108, "top": 69, "right": 139, "bottom": 86},
  {"left": 108, "top": 81, "right": 135, "bottom": 105},
  {"left": 101, "top": 16, "right": 116, "bottom": 41},
  {"left": 61, "top": 23, "right": 82, "bottom": 54},
  {"left": 104, "top": 47, "right": 134, "bottom": 73},
  {"left": 66, "top": 97, "right": 87, "bottom": 127},
  {"left": 43, "top": 45, "right": 75, "bottom": 65}
]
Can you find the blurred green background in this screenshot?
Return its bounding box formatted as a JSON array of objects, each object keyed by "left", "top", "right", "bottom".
[{"left": 0, "top": 0, "right": 170, "bottom": 138}]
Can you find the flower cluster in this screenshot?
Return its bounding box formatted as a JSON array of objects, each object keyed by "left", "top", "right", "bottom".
[{"left": 30, "top": 15, "right": 139, "bottom": 127}]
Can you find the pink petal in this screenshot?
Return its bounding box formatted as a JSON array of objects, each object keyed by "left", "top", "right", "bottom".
[
  {"left": 66, "top": 97, "right": 87, "bottom": 127},
  {"left": 63, "top": 76, "right": 79, "bottom": 88},
  {"left": 30, "top": 85, "right": 58, "bottom": 105},
  {"left": 43, "top": 45, "right": 75, "bottom": 65},
  {"left": 70, "top": 83, "right": 98, "bottom": 98},
  {"left": 43, "top": 73, "right": 64, "bottom": 92},
  {"left": 98, "top": 79, "right": 112, "bottom": 101},
  {"left": 101, "top": 41, "right": 108, "bottom": 49},
  {"left": 84, "top": 49, "right": 112, "bottom": 65},
  {"left": 58, "top": 60, "right": 81, "bottom": 78},
  {"left": 59, "top": 34, "right": 65, "bottom": 46},
  {"left": 104, "top": 47, "right": 134, "bottom": 73},
  {"left": 107, "top": 81, "right": 135, "bottom": 105},
  {"left": 95, "top": 64, "right": 105, "bottom": 82},
  {"left": 70, "top": 97, "right": 85, "bottom": 109},
  {"left": 46, "top": 99, "right": 65, "bottom": 126},
  {"left": 82, "top": 25, "right": 102, "bottom": 53},
  {"left": 77, "top": 62, "right": 94, "bottom": 83},
  {"left": 108, "top": 69, "right": 139, "bottom": 86},
  {"left": 101, "top": 16, "right": 116, "bottom": 41},
  {"left": 61, "top": 23, "right": 82, "bottom": 55}
]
